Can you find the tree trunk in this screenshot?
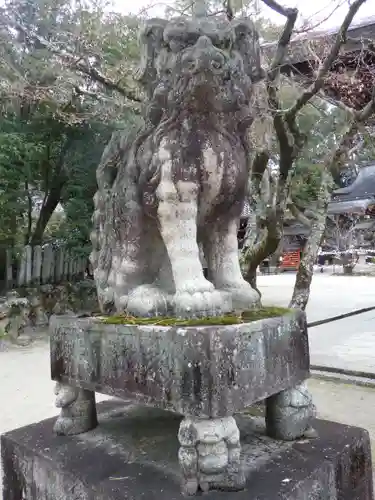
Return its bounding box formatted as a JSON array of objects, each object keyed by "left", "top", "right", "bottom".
[
  {"left": 240, "top": 208, "right": 260, "bottom": 289},
  {"left": 243, "top": 230, "right": 281, "bottom": 292},
  {"left": 241, "top": 207, "right": 283, "bottom": 293},
  {"left": 25, "top": 181, "right": 33, "bottom": 244},
  {"left": 289, "top": 171, "right": 331, "bottom": 310},
  {"left": 342, "top": 253, "right": 356, "bottom": 274},
  {"left": 240, "top": 159, "right": 284, "bottom": 292},
  {"left": 343, "top": 264, "right": 354, "bottom": 275},
  {"left": 30, "top": 179, "right": 66, "bottom": 245},
  {"left": 30, "top": 138, "right": 72, "bottom": 246}
]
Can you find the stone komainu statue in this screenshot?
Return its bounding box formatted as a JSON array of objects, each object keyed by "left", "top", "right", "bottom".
[{"left": 91, "top": 15, "right": 263, "bottom": 318}]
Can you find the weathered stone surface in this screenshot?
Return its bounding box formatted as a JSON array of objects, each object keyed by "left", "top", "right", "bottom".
[
  {"left": 53, "top": 382, "right": 98, "bottom": 436},
  {"left": 0, "top": 281, "right": 99, "bottom": 340},
  {"left": 90, "top": 9, "right": 263, "bottom": 319},
  {"left": 0, "top": 292, "right": 30, "bottom": 339},
  {"left": 50, "top": 310, "right": 309, "bottom": 418},
  {"left": 2, "top": 401, "right": 373, "bottom": 500}
]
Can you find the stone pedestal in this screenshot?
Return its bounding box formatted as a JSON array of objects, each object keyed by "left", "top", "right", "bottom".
[
  {"left": 48, "top": 310, "right": 317, "bottom": 493},
  {"left": 50, "top": 310, "right": 310, "bottom": 417},
  {"left": 2, "top": 401, "right": 373, "bottom": 500}
]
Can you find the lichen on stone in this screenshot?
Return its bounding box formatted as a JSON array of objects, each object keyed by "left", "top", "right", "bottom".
[{"left": 98, "top": 306, "right": 291, "bottom": 327}]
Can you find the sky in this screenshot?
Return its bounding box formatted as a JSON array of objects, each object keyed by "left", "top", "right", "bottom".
[{"left": 111, "top": 0, "right": 375, "bottom": 31}]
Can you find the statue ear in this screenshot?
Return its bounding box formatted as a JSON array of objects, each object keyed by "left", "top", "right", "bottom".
[
  {"left": 230, "top": 19, "right": 265, "bottom": 83},
  {"left": 136, "top": 18, "right": 168, "bottom": 99}
]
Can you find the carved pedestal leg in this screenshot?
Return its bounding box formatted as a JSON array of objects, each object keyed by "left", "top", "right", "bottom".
[
  {"left": 178, "top": 417, "right": 245, "bottom": 495},
  {"left": 53, "top": 382, "right": 98, "bottom": 436},
  {"left": 265, "top": 382, "right": 317, "bottom": 441}
]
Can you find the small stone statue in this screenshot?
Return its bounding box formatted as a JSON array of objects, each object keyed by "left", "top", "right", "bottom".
[
  {"left": 178, "top": 416, "right": 245, "bottom": 495},
  {"left": 53, "top": 382, "right": 97, "bottom": 436},
  {"left": 266, "top": 382, "right": 317, "bottom": 440},
  {"left": 90, "top": 8, "right": 264, "bottom": 319}
]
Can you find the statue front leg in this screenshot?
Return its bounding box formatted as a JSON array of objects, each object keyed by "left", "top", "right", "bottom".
[
  {"left": 53, "top": 382, "right": 98, "bottom": 436},
  {"left": 204, "top": 217, "right": 260, "bottom": 311},
  {"left": 156, "top": 158, "right": 229, "bottom": 318},
  {"left": 112, "top": 207, "right": 147, "bottom": 312}
]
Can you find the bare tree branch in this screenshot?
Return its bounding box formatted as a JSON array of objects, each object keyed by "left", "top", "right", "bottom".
[
  {"left": 223, "top": 0, "right": 234, "bottom": 20},
  {"left": 73, "top": 61, "right": 142, "bottom": 103},
  {"left": 327, "top": 87, "right": 375, "bottom": 181},
  {"left": 355, "top": 86, "right": 375, "bottom": 121},
  {"left": 242, "top": 5, "right": 299, "bottom": 285},
  {"left": 266, "top": 8, "right": 299, "bottom": 180},
  {"left": 317, "top": 90, "right": 356, "bottom": 115},
  {"left": 295, "top": 0, "right": 347, "bottom": 35},
  {"left": 261, "top": 0, "right": 297, "bottom": 18},
  {"left": 287, "top": 201, "right": 312, "bottom": 228},
  {"left": 2, "top": 17, "right": 143, "bottom": 104},
  {"left": 286, "top": 0, "right": 369, "bottom": 121},
  {"left": 267, "top": 8, "right": 298, "bottom": 78},
  {"left": 290, "top": 83, "right": 375, "bottom": 309},
  {"left": 346, "top": 36, "right": 375, "bottom": 51},
  {"left": 289, "top": 168, "right": 332, "bottom": 309},
  {"left": 244, "top": 0, "right": 372, "bottom": 303}
]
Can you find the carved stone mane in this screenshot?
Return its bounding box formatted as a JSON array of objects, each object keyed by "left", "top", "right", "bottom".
[{"left": 91, "top": 13, "right": 263, "bottom": 318}]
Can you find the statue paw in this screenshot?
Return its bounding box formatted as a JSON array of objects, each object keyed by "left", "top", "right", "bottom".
[
  {"left": 177, "top": 277, "right": 215, "bottom": 295},
  {"left": 223, "top": 281, "right": 260, "bottom": 310},
  {"left": 54, "top": 416, "right": 76, "bottom": 436},
  {"left": 173, "top": 289, "right": 231, "bottom": 318},
  {"left": 126, "top": 284, "right": 169, "bottom": 317},
  {"left": 303, "top": 426, "right": 318, "bottom": 439}
]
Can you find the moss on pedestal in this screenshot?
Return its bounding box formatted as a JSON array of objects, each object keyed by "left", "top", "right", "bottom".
[{"left": 98, "top": 306, "right": 291, "bottom": 327}]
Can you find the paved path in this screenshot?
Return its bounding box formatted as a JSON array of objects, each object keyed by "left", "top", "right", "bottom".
[
  {"left": 258, "top": 273, "right": 375, "bottom": 320},
  {"left": 0, "top": 339, "right": 110, "bottom": 491},
  {"left": 308, "top": 378, "right": 375, "bottom": 464},
  {"left": 259, "top": 273, "right": 375, "bottom": 373}
]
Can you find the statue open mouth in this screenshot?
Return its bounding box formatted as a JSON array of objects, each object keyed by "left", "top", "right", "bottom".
[{"left": 182, "top": 71, "right": 224, "bottom": 111}]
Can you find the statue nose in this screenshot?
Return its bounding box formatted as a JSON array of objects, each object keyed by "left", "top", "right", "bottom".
[
  {"left": 195, "top": 35, "right": 213, "bottom": 49},
  {"left": 190, "top": 36, "right": 225, "bottom": 73}
]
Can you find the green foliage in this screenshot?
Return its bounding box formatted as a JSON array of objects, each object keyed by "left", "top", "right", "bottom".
[
  {"left": 0, "top": 104, "right": 112, "bottom": 248},
  {"left": 1, "top": 0, "right": 371, "bottom": 262},
  {"left": 0, "top": 114, "right": 41, "bottom": 245},
  {"left": 1, "top": 0, "right": 141, "bottom": 120},
  {"left": 54, "top": 122, "right": 115, "bottom": 255},
  {"left": 289, "top": 100, "right": 349, "bottom": 206},
  {"left": 0, "top": 0, "right": 140, "bottom": 251}
]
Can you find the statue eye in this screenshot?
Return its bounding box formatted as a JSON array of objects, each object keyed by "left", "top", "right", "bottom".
[
  {"left": 212, "top": 60, "right": 222, "bottom": 70},
  {"left": 222, "top": 38, "right": 232, "bottom": 50},
  {"left": 186, "top": 59, "right": 196, "bottom": 71}
]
